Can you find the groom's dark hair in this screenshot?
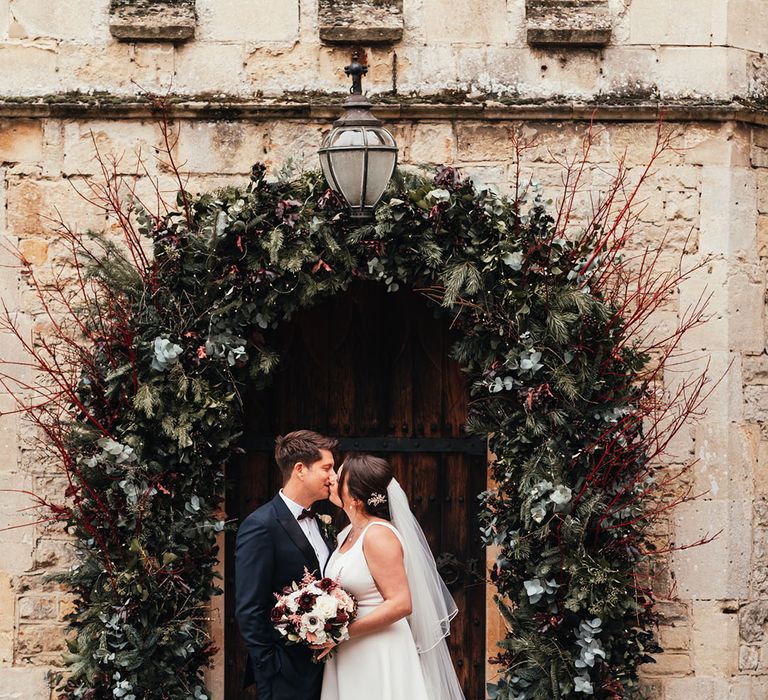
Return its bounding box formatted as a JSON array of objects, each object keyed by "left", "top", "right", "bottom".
[{"left": 275, "top": 430, "right": 338, "bottom": 480}]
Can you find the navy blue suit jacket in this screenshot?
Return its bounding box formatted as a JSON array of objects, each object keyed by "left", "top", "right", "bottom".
[{"left": 235, "top": 494, "right": 333, "bottom": 699}]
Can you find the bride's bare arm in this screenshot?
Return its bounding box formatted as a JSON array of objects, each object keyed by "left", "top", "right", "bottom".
[{"left": 347, "top": 525, "right": 412, "bottom": 639}]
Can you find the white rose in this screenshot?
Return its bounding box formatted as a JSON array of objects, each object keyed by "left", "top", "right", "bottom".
[
  {"left": 300, "top": 613, "right": 324, "bottom": 634},
  {"left": 315, "top": 594, "right": 338, "bottom": 620}
]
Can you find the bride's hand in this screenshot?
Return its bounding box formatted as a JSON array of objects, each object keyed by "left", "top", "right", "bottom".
[{"left": 310, "top": 641, "right": 337, "bottom": 660}]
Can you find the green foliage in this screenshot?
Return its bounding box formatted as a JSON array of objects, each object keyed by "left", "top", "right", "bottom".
[{"left": 51, "top": 164, "right": 664, "bottom": 699}]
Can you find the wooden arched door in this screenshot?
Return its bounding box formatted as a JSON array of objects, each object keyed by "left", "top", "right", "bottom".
[{"left": 225, "top": 281, "right": 486, "bottom": 699}]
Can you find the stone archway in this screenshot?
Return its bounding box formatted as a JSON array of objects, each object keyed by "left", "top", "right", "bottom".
[{"left": 222, "top": 281, "right": 488, "bottom": 698}]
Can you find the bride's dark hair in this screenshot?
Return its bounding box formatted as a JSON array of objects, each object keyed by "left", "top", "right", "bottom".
[{"left": 338, "top": 453, "right": 393, "bottom": 520}]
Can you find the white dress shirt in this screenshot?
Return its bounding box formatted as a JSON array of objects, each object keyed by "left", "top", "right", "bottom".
[{"left": 279, "top": 490, "right": 330, "bottom": 572}]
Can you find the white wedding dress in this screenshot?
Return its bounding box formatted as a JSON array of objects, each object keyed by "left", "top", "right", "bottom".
[{"left": 320, "top": 521, "right": 431, "bottom": 700}]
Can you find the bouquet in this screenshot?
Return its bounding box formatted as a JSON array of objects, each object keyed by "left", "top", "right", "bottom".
[{"left": 271, "top": 568, "right": 358, "bottom": 662}]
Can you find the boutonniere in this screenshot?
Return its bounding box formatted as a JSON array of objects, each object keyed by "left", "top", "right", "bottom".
[{"left": 317, "top": 513, "right": 337, "bottom": 541}]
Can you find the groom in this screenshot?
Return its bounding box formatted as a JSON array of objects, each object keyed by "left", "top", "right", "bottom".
[{"left": 235, "top": 430, "right": 337, "bottom": 700}]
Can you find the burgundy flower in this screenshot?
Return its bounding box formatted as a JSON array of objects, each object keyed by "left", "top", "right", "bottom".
[
  {"left": 297, "top": 591, "right": 317, "bottom": 612},
  {"left": 275, "top": 199, "right": 302, "bottom": 228},
  {"left": 318, "top": 187, "right": 345, "bottom": 211},
  {"left": 250, "top": 162, "right": 267, "bottom": 186},
  {"left": 270, "top": 605, "right": 286, "bottom": 623},
  {"left": 434, "top": 165, "right": 463, "bottom": 192},
  {"left": 317, "top": 577, "right": 337, "bottom": 591}
]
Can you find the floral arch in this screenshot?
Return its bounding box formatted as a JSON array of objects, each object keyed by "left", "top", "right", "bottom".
[{"left": 7, "top": 123, "right": 709, "bottom": 700}]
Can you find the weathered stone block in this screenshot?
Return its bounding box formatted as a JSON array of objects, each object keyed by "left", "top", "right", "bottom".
[
  {"left": 0, "top": 570, "right": 13, "bottom": 665},
  {"left": 654, "top": 47, "right": 745, "bottom": 100},
  {"left": 174, "top": 121, "right": 268, "bottom": 175},
  {"left": 11, "top": 0, "right": 108, "bottom": 42},
  {"left": 0, "top": 667, "right": 50, "bottom": 698},
  {"left": 32, "top": 539, "right": 76, "bottom": 571},
  {"left": 0, "top": 43, "right": 58, "bottom": 97},
  {"left": 691, "top": 600, "right": 739, "bottom": 675},
  {"left": 648, "top": 651, "right": 693, "bottom": 676},
  {"left": 698, "top": 167, "right": 756, "bottom": 256},
  {"left": 728, "top": 0, "right": 768, "bottom": 53},
  {"left": 608, "top": 124, "right": 681, "bottom": 167},
  {"left": 740, "top": 643, "right": 759, "bottom": 670},
  {"left": 174, "top": 42, "right": 247, "bottom": 95},
  {"left": 0, "top": 542, "right": 33, "bottom": 576},
  {"left": 684, "top": 124, "right": 751, "bottom": 167},
  {"left": 423, "top": 0, "right": 509, "bottom": 44},
  {"left": 739, "top": 600, "right": 768, "bottom": 643},
  {"left": 456, "top": 123, "right": 512, "bottom": 163},
  {"left": 629, "top": 0, "right": 715, "bottom": 46},
  {"left": 109, "top": 0, "right": 195, "bottom": 42},
  {"left": 526, "top": 0, "right": 611, "bottom": 47},
  {"left": 62, "top": 119, "right": 166, "bottom": 176},
  {"left": 0, "top": 393, "right": 18, "bottom": 472},
  {"left": 660, "top": 624, "right": 690, "bottom": 651},
  {"left": 197, "top": 0, "right": 298, "bottom": 42},
  {"left": 729, "top": 270, "right": 765, "bottom": 354},
  {"left": 17, "top": 239, "right": 48, "bottom": 267},
  {"left": 59, "top": 596, "right": 76, "bottom": 621},
  {"left": 676, "top": 257, "right": 729, "bottom": 348},
  {"left": 663, "top": 677, "right": 714, "bottom": 699},
  {"left": 16, "top": 621, "right": 68, "bottom": 662},
  {"left": 751, "top": 146, "right": 768, "bottom": 169},
  {"left": 264, "top": 122, "right": 328, "bottom": 174},
  {"left": 757, "top": 171, "right": 768, "bottom": 215},
  {"left": 18, "top": 595, "right": 57, "bottom": 620},
  {"left": 0, "top": 120, "right": 44, "bottom": 176},
  {"left": 672, "top": 498, "right": 751, "bottom": 600},
  {"left": 694, "top": 423, "right": 755, "bottom": 501},
  {"left": 0, "top": 310, "right": 33, "bottom": 392},
  {"left": 465, "top": 164, "right": 508, "bottom": 195},
  {"left": 58, "top": 41, "right": 175, "bottom": 94},
  {"left": 745, "top": 386, "right": 768, "bottom": 424},
  {"left": 6, "top": 178, "right": 106, "bottom": 239},
  {"left": 408, "top": 122, "right": 455, "bottom": 165},
  {"left": 319, "top": 0, "right": 403, "bottom": 44},
  {"left": 758, "top": 214, "right": 768, "bottom": 257}
]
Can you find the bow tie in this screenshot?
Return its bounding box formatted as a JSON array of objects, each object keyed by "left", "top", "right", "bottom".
[{"left": 297, "top": 508, "right": 315, "bottom": 521}]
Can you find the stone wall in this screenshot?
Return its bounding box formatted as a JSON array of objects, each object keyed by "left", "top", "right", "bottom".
[
  {"left": 0, "top": 0, "right": 767, "bottom": 698},
  {"left": 0, "top": 0, "right": 765, "bottom": 101}
]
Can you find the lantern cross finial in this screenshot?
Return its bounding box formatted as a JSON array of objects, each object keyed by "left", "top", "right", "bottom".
[{"left": 344, "top": 51, "right": 368, "bottom": 95}]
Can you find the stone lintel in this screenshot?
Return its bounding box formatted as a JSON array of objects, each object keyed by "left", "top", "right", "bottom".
[
  {"left": 319, "top": 0, "right": 404, "bottom": 45},
  {"left": 0, "top": 97, "right": 765, "bottom": 128},
  {"left": 526, "top": 0, "right": 611, "bottom": 48},
  {"left": 109, "top": 0, "right": 196, "bottom": 42}
]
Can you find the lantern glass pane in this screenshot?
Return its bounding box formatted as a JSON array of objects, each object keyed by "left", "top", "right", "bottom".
[
  {"left": 330, "top": 128, "right": 365, "bottom": 148},
  {"left": 363, "top": 150, "right": 396, "bottom": 207},
  {"left": 365, "top": 128, "right": 396, "bottom": 147},
  {"left": 318, "top": 151, "right": 335, "bottom": 191},
  {"left": 329, "top": 149, "right": 366, "bottom": 206}
]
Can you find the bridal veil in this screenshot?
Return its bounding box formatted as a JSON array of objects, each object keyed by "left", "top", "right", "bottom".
[{"left": 386, "top": 478, "right": 466, "bottom": 700}]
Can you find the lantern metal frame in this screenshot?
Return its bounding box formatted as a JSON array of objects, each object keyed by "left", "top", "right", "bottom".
[{"left": 318, "top": 52, "right": 398, "bottom": 220}]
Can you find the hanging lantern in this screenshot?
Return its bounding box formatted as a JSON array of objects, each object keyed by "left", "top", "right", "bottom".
[{"left": 318, "top": 52, "right": 398, "bottom": 220}]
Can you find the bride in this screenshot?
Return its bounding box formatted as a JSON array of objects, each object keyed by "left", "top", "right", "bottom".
[{"left": 318, "top": 453, "right": 465, "bottom": 700}]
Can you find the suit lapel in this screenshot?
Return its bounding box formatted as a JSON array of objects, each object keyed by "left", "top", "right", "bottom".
[{"left": 272, "top": 495, "right": 320, "bottom": 574}]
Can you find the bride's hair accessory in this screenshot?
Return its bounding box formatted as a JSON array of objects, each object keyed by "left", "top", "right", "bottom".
[{"left": 367, "top": 492, "right": 387, "bottom": 507}]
